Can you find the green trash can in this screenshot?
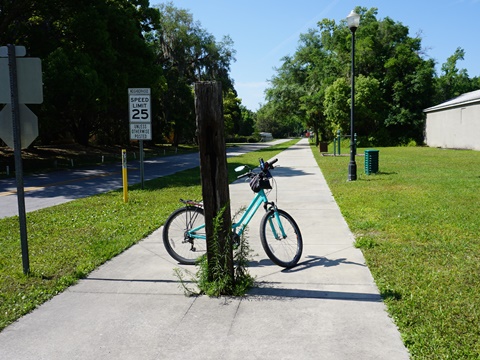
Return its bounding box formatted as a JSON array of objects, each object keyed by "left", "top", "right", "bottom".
[{"left": 364, "top": 149, "right": 379, "bottom": 175}]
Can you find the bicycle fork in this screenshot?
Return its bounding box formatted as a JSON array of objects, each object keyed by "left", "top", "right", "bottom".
[{"left": 264, "top": 202, "right": 287, "bottom": 240}]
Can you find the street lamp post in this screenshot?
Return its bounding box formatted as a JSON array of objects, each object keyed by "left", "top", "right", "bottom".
[{"left": 347, "top": 10, "right": 360, "bottom": 181}]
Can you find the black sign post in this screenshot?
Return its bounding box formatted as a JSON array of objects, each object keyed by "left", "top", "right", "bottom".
[{"left": 7, "top": 44, "right": 29, "bottom": 274}]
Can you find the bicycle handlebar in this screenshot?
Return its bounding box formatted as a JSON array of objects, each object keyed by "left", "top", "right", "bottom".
[
  {"left": 236, "top": 158, "right": 278, "bottom": 179},
  {"left": 237, "top": 172, "right": 250, "bottom": 179},
  {"left": 265, "top": 158, "right": 278, "bottom": 168}
]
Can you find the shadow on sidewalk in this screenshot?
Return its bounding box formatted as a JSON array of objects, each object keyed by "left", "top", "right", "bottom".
[
  {"left": 247, "top": 255, "right": 366, "bottom": 271},
  {"left": 247, "top": 286, "right": 383, "bottom": 302},
  {"left": 285, "top": 255, "right": 366, "bottom": 272}
]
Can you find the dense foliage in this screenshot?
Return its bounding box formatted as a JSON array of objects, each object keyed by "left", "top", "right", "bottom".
[
  {"left": 259, "top": 7, "right": 480, "bottom": 146},
  {"left": 1, "top": 3, "right": 479, "bottom": 147},
  {"left": 0, "top": 0, "right": 239, "bottom": 146}
]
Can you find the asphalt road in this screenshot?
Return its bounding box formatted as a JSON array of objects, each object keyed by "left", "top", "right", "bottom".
[{"left": 0, "top": 141, "right": 289, "bottom": 219}]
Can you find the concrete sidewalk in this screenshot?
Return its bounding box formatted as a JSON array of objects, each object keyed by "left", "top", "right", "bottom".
[{"left": 0, "top": 138, "right": 410, "bottom": 359}]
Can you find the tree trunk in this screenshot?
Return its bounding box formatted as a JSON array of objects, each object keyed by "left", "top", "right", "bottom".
[{"left": 194, "top": 81, "right": 233, "bottom": 283}]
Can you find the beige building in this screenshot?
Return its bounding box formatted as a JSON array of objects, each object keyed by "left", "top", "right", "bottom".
[{"left": 424, "top": 89, "right": 480, "bottom": 150}]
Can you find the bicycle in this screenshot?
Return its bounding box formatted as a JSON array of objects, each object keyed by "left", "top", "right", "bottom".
[{"left": 162, "top": 158, "right": 303, "bottom": 268}]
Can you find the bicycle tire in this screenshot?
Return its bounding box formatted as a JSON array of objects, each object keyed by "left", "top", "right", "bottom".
[
  {"left": 260, "top": 208, "right": 303, "bottom": 268},
  {"left": 162, "top": 206, "right": 206, "bottom": 265}
]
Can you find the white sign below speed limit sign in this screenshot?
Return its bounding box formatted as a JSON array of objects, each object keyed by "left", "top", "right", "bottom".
[{"left": 129, "top": 88, "right": 151, "bottom": 140}]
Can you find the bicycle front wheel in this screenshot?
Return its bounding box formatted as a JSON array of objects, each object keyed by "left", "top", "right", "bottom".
[
  {"left": 260, "top": 209, "right": 303, "bottom": 268},
  {"left": 162, "top": 206, "right": 206, "bottom": 265}
]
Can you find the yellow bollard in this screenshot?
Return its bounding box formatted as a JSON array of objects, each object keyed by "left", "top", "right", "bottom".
[{"left": 122, "top": 149, "right": 128, "bottom": 202}]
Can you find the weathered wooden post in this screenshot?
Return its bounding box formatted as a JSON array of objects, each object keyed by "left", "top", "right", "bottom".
[{"left": 194, "top": 81, "right": 233, "bottom": 283}]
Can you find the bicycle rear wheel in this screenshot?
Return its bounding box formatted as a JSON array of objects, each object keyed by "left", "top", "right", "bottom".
[
  {"left": 162, "top": 206, "right": 206, "bottom": 265},
  {"left": 260, "top": 209, "right": 303, "bottom": 268}
]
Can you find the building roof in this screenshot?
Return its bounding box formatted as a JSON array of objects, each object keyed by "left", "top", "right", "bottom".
[{"left": 424, "top": 89, "right": 480, "bottom": 113}]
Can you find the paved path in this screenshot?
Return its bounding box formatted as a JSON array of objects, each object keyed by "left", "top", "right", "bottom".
[{"left": 0, "top": 138, "right": 410, "bottom": 359}]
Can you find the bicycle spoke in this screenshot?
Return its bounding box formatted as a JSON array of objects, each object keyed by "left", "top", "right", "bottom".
[
  {"left": 260, "top": 209, "right": 303, "bottom": 268},
  {"left": 162, "top": 206, "right": 207, "bottom": 264}
]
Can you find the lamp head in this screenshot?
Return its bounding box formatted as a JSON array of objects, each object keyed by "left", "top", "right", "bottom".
[{"left": 347, "top": 10, "right": 360, "bottom": 31}]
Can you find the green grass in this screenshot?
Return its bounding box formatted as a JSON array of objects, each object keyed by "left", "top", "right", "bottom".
[
  {"left": 0, "top": 139, "right": 298, "bottom": 331},
  {"left": 4, "top": 140, "right": 479, "bottom": 358},
  {"left": 312, "top": 145, "right": 480, "bottom": 359}
]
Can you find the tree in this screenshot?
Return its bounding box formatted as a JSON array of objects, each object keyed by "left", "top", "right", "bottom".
[
  {"left": 239, "top": 105, "right": 256, "bottom": 137},
  {"left": 256, "top": 99, "right": 302, "bottom": 138},
  {"left": 42, "top": 47, "right": 106, "bottom": 145},
  {"left": 1, "top": 0, "right": 164, "bottom": 145},
  {"left": 296, "top": 26, "right": 341, "bottom": 144},
  {"left": 0, "top": 0, "right": 35, "bottom": 46},
  {"left": 435, "top": 48, "right": 477, "bottom": 104},
  {"left": 354, "top": 75, "right": 388, "bottom": 144},
  {"left": 153, "top": 2, "right": 236, "bottom": 146},
  {"left": 260, "top": 55, "right": 306, "bottom": 138},
  {"left": 2, "top": 0, "right": 255, "bottom": 147},
  {"left": 324, "top": 78, "right": 350, "bottom": 134},
  {"left": 262, "top": 7, "right": 437, "bottom": 146},
  {"left": 223, "top": 89, "right": 242, "bottom": 137}
]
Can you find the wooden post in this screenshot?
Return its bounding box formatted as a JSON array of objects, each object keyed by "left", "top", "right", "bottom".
[{"left": 194, "top": 81, "right": 233, "bottom": 282}]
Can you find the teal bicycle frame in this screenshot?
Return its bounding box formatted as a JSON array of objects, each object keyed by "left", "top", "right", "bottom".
[{"left": 186, "top": 188, "right": 287, "bottom": 241}]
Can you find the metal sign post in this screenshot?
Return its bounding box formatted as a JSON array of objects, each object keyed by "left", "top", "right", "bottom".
[
  {"left": 139, "top": 139, "right": 144, "bottom": 189},
  {"left": 128, "top": 88, "right": 151, "bottom": 189},
  {"left": 0, "top": 45, "right": 43, "bottom": 275},
  {"left": 9, "top": 44, "right": 29, "bottom": 274}
]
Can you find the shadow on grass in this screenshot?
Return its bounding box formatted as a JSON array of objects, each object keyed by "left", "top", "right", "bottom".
[
  {"left": 380, "top": 289, "right": 402, "bottom": 301},
  {"left": 363, "top": 171, "right": 398, "bottom": 176},
  {"left": 140, "top": 167, "right": 201, "bottom": 191}
]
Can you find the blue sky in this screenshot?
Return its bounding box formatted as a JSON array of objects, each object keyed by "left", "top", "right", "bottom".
[{"left": 151, "top": 1, "right": 480, "bottom": 111}]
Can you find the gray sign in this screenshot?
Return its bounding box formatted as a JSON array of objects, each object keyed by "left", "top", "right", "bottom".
[
  {"left": 0, "top": 104, "right": 38, "bottom": 148},
  {"left": 0, "top": 58, "right": 43, "bottom": 104}
]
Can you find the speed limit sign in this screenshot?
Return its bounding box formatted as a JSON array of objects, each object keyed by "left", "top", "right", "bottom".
[{"left": 129, "top": 88, "right": 151, "bottom": 140}]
